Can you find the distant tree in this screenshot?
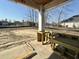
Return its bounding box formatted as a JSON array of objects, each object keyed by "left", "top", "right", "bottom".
[
  {"left": 26, "top": 21, "right": 35, "bottom": 26},
  {"left": 5, "top": 18, "right": 8, "bottom": 22},
  {"left": 22, "top": 20, "right": 25, "bottom": 23},
  {"left": 9, "top": 20, "right": 12, "bottom": 23},
  {"left": 14, "top": 21, "right": 22, "bottom": 26}
]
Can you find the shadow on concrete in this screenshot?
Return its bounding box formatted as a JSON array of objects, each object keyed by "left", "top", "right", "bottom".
[
  {"left": 24, "top": 52, "right": 37, "bottom": 59},
  {"left": 47, "top": 52, "right": 64, "bottom": 59}
]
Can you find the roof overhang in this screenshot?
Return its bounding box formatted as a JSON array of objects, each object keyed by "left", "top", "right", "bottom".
[{"left": 11, "top": 0, "right": 69, "bottom": 9}]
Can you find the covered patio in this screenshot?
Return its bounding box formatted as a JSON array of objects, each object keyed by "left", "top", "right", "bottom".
[{"left": 11, "top": 0, "right": 69, "bottom": 42}]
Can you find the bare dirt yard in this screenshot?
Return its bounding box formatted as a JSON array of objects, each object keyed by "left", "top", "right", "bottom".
[
  {"left": 0, "top": 27, "right": 37, "bottom": 51},
  {"left": 0, "top": 27, "right": 67, "bottom": 59}
]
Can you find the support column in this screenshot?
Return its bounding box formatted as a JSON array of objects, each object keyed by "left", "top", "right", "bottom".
[
  {"left": 38, "top": 6, "right": 45, "bottom": 32},
  {"left": 37, "top": 6, "right": 45, "bottom": 42}
]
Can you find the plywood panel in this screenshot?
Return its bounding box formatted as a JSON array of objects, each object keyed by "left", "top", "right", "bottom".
[{"left": 12, "top": 0, "right": 68, "bottom": 9}]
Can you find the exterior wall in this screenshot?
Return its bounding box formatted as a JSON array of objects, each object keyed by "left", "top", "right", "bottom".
[
  {"left": 61, "top": 22, "right": 79, "bottom": 28},
  {"left": 74, "top": 22, "right": 79, "bottom": 28},
  {"left": 73, "top": 16, "right": 79, "bottom": 20},
  {"left": 61, "top": 15, "right": 79, "bottom": 28}
]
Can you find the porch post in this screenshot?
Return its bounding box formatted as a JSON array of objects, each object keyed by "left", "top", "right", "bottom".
[
  {"left": 38, "top": 6, "right": 45, "bottom": 32},
  {"left": 37, "top": 6, "right": 45, "bottom": 42}
]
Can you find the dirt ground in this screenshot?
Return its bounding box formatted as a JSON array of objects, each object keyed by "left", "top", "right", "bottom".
[
  {"left": 0, "top": 27, "right": 37, "bottom": 51},
  {"left": 0, "top": 27, "right": 67, "bottom": 59}
]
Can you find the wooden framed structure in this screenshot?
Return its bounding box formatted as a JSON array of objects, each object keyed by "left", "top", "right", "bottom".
[
  {"left": 11, "top": 0, "right": 69, "bottom": 42},
  {"left": 11, "top": 0, "right": 68, "bottom": 31},
  {"left": 10, "top": 0, "right": 79, "bottom": 59}
]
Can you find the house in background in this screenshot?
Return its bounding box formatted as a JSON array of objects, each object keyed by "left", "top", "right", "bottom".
[
  {"left": 0, "top": 20, "right": 9, "bottom": 27},
  {"left": 61, "top": 15, "right": 79, "bottom": 28}
]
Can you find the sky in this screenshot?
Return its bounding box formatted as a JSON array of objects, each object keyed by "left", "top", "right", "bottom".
[
  {"left": 47, "top": 0, "right": 79, "bottom": 23},
  {"left": 0, "top": 0, "right": 79, "bottom": 23},
  {"left": 0, "top": 0, "right": 30, "bottom": 22}
]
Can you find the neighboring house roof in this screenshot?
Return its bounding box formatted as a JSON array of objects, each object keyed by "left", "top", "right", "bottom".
[
  {"left": 61, "top": 15, "right": 79, "bottom": 23},
  {"left": 0, "top": 21, "right": 8, "bottom": 24},
  {"left": 73, "top": 15, "right": 79, "bottom": 17}
]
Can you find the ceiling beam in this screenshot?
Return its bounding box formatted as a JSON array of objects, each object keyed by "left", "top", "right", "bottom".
[
  {"left": 11, "top": 0, "right": 40, "bottom": 9},
  {"left": 44, "top": 0, "right": 68, "bottom": 9},
  {"left": 11, "top": 0, "right": 68, "bottom": 10}
]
